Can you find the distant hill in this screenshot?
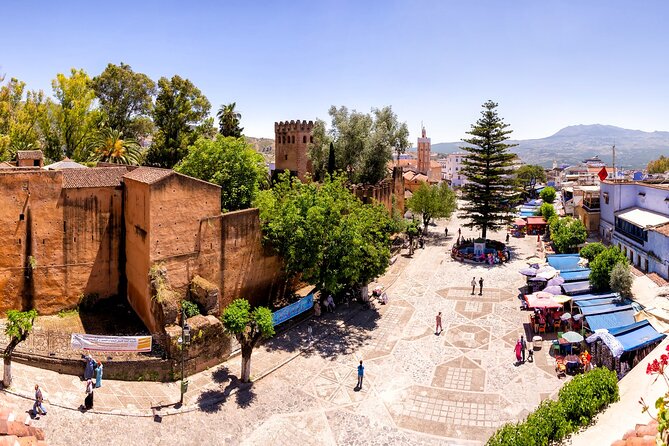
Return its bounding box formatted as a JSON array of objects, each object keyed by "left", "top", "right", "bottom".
[
  {"left": 245, "top": 136, "right": 274, "bottom": 164},
  {"left": 428, "top": 124, "right": 669, "bottom": 169}
]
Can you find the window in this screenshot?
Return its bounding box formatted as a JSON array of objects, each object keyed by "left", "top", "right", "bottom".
[
  {"left": 282, "top": 135, "right": 286, "bottom": 144},
  {"left": 284, "top": 154, "right": 288, "bottom": 160},
  {"left": 33, "top": 160, "right": 40, "bottom": 166},
  {"left": 603, "top": 192, "right": 609, "bottom": 205},
  {"left": 19, "top": 214, "right": 24, "bottom": 221},
  {"left": 310, "top": 136, "right": 313, "bottom": 143},
  {"left": 303, "top": 136, "right": 307, "bottom": 143},
  {"left": 291, "top": 135, "right": 295, "bottom": 144}
]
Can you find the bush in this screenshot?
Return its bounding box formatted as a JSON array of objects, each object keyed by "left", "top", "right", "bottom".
[
  {"left": 537, "top": 203, "right": 556, "bottom": 220},
  {"left": 181, "top": 300, "right": 201, "bottom": 318},
  {"left": 590, "top": 246, "right": 628, "bottom": 291},
  {"left": 550, "top": 217, "right": 587, "bottom": 253},
  {"left": 580, "top": 242, "right": 606, "bottom": 262},
  {"left": 486, "top": 368, "right": 619, "bottom": 446},
  {"left": 540, "top": 187, "right": 556, "bottom": 204},
  {"left": 610, "top": 262, "right": 633, "bottom": 298}
]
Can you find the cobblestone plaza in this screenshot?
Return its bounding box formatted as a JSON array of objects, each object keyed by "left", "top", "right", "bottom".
[{"left": 0, "top": 219, "right": 566, "bottom": 445}]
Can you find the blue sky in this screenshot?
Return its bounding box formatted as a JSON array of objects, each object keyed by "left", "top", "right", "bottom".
[{"left": 2, "top": 1, "right": 668, "bottom": 142}]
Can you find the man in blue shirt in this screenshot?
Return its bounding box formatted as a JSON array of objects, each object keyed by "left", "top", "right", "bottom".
[{"left": 357, "top": 360, "right": 364, "bottom": 389}]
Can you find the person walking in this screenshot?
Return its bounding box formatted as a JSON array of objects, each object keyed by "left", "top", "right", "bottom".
[
  {"left": 506, "top": 233, "right": 510, "bottom": 244},
  {"left": 95, "top": 361, "right": 103, "bottom": 388},
  {"left": 435, "top": 312, "right": 443, "bottom": 335},
  {"left": 33, "top": 384, "right": 47, "bottom": 416},
  {"left": 357, "top": 360, "right": 364, "bottom": 389},
  {"left": 84, "top": 378, "right": 94, "bottom": 410},
  {"left": 307, "top": 323, "right": 313, "bottom": 341},
  {"left": 83, "top": 354, "right": 96, "bottom": 380},
  {"left": 514, "top": 339, "right": 522, "bottom": 365},
  {"left": 444, "top": 227, "right": 448, "bottom": 238},
  {"left": 479, "top": 277, "right": 484, "bottom": 296},
  {"left": 458, "top": 228, "right": 461, "bottom": 237},
  {"left": 520, "top": 335, "right": 527, "bottom": 363},
  {"left": 471, "top": 277, "right": 476, "bottom": 295}
]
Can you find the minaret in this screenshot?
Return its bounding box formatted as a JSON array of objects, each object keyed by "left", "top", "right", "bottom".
[{"left": 417, "top": 125, "right": 431, "bottom": 174}]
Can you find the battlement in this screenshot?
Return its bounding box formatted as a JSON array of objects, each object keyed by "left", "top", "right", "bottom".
[{"left": 275, "top": 120, "right": 315, "bottom": 132}]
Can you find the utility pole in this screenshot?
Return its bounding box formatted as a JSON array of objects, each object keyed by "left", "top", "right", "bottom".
[
  {"left": 612, "top": 144, "right": 616, "bottom": 182},
  {"left": 179, "top": 308, "right": 190, "bottom": 406}
]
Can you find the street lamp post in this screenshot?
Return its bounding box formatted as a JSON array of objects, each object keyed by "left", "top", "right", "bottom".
[{"left": 179, "top": 308, "right": 191, "bottom": 405}]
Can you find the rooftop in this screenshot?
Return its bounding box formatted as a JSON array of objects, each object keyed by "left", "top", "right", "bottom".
[
  {"left": 62, "top": 167, "right": 128, "bottom": 188},
  {"left": 616, "top": 207, "right": 669, "bottom": 228},
  {"left": 122, "top": 166, "right": 174, "bottom": 184},
  {"left": 16, "top": 150, "right": 44, "bottom": 160},
  {"left": 44, "top": 158, "right": 88, "bottom": 170}
]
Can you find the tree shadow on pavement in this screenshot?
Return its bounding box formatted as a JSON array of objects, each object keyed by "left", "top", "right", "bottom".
[
  {"left": 196, "top": 377, "right": 256, "bottom": 413},
  {"left": 260, "top": 306, "right": 381, "bottom": 361}
]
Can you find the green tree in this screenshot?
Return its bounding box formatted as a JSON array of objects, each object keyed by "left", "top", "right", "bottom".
[
  {"left": 590, "top": 246, "right": 628, "bottom": 291},
  {"left": 406, "top": 182, "right": 457, "bottom": 232},
  {"left": 309, "top": 105, "right": 408, "bottom": 184},
  {"left": 549, "top": 217, "right": 587, "bottom": 253},
  {"left": 515, "top": 164, "right": 547, "bottom": 200},
  {"left": 86, "top": 128, "right": 143, "bottom": 165},
  {"left": 255, "top": 173, "right": 393, "bottom": 297},
  {"left": 175, "top": 135, "right": 268, "bottom": 211},
  {"left": 221, "top": 299, "right": 274, "bottom": 383},
  {"left": 540, "top": 186, "right": 557, "bottom": 204},
  {"left": 537, "top": 202, "right": 556, "bottom": 221},
  {"left": 3, "top": 309, "right": 37, "bottom": 387},
  {"left": 647, "top": 155, "right": 669, "bottom": 174},
  {"left": 580, "top": 242, "right": 606, "bottom": 262},
  {"left": 405, "top": 220, "right": 420, "bottom": 256},
  {"left": 91, "top": 62, "right": 156, "bottom": 140},
  {"left": 145, "top": 75, "right": 211, "bottom": 168},
  {"left": 51, "top": 68, "right": 100, "bottom": 160},
  {"left": 459, "top": 101, "right": 520, "bottom": 239},
  {"left": 610, "top": 262, "right": 633, "bottom": 298},
  {"left": 216, "top": 102, "right": 243, "bottom": 137}
]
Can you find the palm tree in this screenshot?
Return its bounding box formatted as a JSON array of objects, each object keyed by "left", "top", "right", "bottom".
[
  {"left": 87, "top": 128, "right": 143, "bottom": 165},
  {"left": 216, "top": 102, "right": 244, "bottom": 137}
]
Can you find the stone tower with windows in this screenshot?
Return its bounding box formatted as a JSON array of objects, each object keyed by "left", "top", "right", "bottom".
[
  {"left": 274, "top": 120, "right": 314, "bottom": 181},
  {"left": 417, "top": 126, "right": 431, "bottom": 174}
]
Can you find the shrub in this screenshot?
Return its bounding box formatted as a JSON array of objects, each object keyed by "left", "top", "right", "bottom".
[
  {"left": 181, "top": 300, "right": 201, "bottom": 318},
  {"left": 537, "top": 203, "right": 556, "bottom": 220},
  {"left": 550, "top": 217, "right": 587, "bottom": 253},
  {"left": 610, "top": 262, "right": 633, "bottom": 298},
  {"left": 540, "top": 186, "right": 556, "bottom": 204},
  {"left": 580, "top": 242, "right": 606, "bottom": 262},
  {"left": 590, "top": 246, "right": 628, "bottom": 291},
  {"left": 486, "top": 368, "right": 619, "bottom": 446}
]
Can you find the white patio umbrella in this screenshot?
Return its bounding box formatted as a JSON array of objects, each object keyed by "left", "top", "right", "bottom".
[{"left": 560, "top": 312, "right": 572, "bottom": 321}]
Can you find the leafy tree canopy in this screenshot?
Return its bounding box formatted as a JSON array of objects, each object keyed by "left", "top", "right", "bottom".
[
  {"left": 647, "top": 155, "right": 669, "bottom": 174},
  {"left": 537, "top": 202, "right": 556, "bottom": 221},
  {"left": 516, "top": 164, "right": 547, "bottom": 200},
  {"left": 217, "top": 102, "right": 243, "bottom": 137},
  {"left": 255, "top": 172, "right": 393, "bottom": 296},
  {"left": 51, "top": 68, "right": 101, "bottom": 160},
  {"left": 540, "top": 186, "right": 556, "bottom": 204},
  {"left": 609, "top": 262, "right": 633, "bottom": 298},
  {"left": 308, "top": 105, "right": 409, "bottom": 184},
  {"left": 175, "top": 135, "right": 268, "bottom": 212},
  {"left": 407, "top": 182, "right": 457, "bottom": 232},
  {"left": 0, "top": 77, "right": 49, "bottom": 161},
  {"left": 145, "top": 75, "right": 211, "bottom": 168},
  {"left": 549, "top": 216, "right": 587, "bottom": 253},
  {"left": 86, "top": 128, "right": 143, "bottom": 165},
  {"left": 590, "top": 246, "right": 627, "bottom": 291},
  {"left": 458, "top": 101, "right": 520, "bottom": 239},
  {"left": 91, "top": 62, "right": 156, "bottom": 140},
  {"left": 579, "top": 242, "right": 606, "bottom": 262}
]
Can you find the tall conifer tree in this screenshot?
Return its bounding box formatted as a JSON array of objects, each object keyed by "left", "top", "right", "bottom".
[{"left": 459, "top": 101, "right": 520, "bottom": 239}]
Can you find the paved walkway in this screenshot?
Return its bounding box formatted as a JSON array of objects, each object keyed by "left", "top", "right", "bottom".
[{"left": 0, "top": 217, "right": 568, "bottom": 445}]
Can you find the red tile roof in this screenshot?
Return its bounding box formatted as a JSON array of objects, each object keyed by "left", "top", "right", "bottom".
[
  {"left": 122, "top": 167, "right": 174, "bottom": 184},
  {"left": 527, "top": 216, "right": 547, "bottom": 225},
  {"left": 654, "top": 223, "right": 669, "bottom": 237},
  {"left": 62, "top": 167, "right": 128, "bottom": 188}
]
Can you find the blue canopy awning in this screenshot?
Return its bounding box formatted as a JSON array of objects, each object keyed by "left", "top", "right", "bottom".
[
  {"left": 547, "top": 254, "right": 589, "bottom": 273},
  {"left": 560, "top": 270, "right": 591, "bottom": 282},
  {"left": 583, "top": 305, "right": 636, "bottom": 331},
  {"left": 575, "top": 298, "right": 621, "bottom": 308},
  {"left": 580, "top": 304, "right": 633, "bottom": 316},
  {"left": 571, "top": 292, "right": 620, "bottom": 302},
  {"left": 608, "top": 320, "right": 667, "bottom": 352},
  {"left": 562, "top": 281, "right": 592, "bottom": 295}
]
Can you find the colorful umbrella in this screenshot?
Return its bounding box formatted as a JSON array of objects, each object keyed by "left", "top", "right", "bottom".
[
  {"left": 526, "top": 256, "right": 542, "bottom": 265},
  {"left": 560, "top": 312, "right": 572, "bottom": 321},
  {"left": 547, "top": 276, "right": 565, "bottom": 287},
  {"left": 553, "top": 295, "right": 572, "bottom": 304},
  {"left": 543, "top": 285, "right": 563, "bottom": 295},
  {"left": 561, "top": 331, "right": 584, "bottom": 343},
  {"left": 519, "top": 268, "right": 537, "bottom": 277}
]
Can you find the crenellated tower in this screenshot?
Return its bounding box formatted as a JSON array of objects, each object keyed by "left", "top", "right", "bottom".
[{"left": 274, "top": 120, "right": 315, "bottom": 181}]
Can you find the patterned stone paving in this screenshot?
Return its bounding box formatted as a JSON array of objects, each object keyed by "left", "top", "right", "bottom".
[{"left": 4, "top": 217, "right": 567, "bottom": 446}]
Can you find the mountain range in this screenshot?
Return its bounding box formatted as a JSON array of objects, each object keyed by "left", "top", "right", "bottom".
[{"left": 428, "top": 124, "right": 669, "bottom": 169}]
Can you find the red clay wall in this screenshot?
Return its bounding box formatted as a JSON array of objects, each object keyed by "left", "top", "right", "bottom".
[{"left": 0, "top": 171, "right": 122, "bottom": 314}]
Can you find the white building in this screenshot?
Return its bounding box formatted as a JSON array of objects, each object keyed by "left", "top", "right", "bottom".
[
  {"left": 442, "top": 152, "right": 469, "bottom": 187},
  {"left": 599, "top": 180, "right": 669, "bottom": 280}
]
